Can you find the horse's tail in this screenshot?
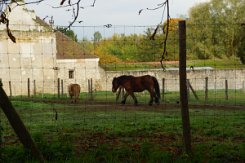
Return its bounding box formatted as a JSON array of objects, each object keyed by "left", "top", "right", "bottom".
[{"left": 152, "top": 77, "right": 161, "bottom": 99}]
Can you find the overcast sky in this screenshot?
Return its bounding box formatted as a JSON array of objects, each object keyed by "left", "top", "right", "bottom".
[
  {"left": 26, "top": 0, "right": 209, "bottom": 39},
  {"left": 27, "top": 0, "right": 209, "bottom": 26}
]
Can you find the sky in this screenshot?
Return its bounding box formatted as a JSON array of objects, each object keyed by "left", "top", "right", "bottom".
[{"left": 26, "top": 0, "right": 209, "bottom": 39}]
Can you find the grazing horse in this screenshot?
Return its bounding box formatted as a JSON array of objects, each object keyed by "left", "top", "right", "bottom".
[
  {"left": 68, "top": 84, "right": 81, "bottom": 103},
  {"left": 112, "top": 75, "right": 160, "bottom": 106}
]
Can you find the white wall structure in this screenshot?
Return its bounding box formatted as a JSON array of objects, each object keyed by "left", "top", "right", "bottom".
[
  {"left": 0, "top": 3, "right": 100, "bottom": 96},
  {"left": 0, "top": 3, "right": 58, "bottom": 96},
  {"left": 56, "top": 58, "right": 103, "bottom": 93},
  {"left": 104, "top": 68, "right": 245, "bottom": 93}
]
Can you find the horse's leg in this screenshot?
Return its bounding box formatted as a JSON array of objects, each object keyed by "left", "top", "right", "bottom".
[
  {"left": 121, "top": 92, "right": 129, "bottom": 104},
  {"left": 69, "top": 94, "right": 73, "bottom": 103},
  {"left": 148, "top": 90, "right": 154, "bottom": 106},
  {"left": 75, "top": 94, "right": 78, "bottom": 103},
  {"left": 130, "top": 92, "right": 138, "bottom": 106},
  {"left": 154, "top": 93, "right": 160, "bottom": 105}
]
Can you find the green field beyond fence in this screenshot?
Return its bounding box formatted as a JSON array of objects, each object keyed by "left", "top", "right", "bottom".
[{"left": 0, "top": 92, "right": 244, "bottom": 162}]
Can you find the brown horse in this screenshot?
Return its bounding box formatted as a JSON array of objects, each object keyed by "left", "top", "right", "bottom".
[
  {"left": 68, "top": 84, "right": 81, "bottom": 103},
  {"left": 112, "top": 75, "right": 160, "bottom": 105}
]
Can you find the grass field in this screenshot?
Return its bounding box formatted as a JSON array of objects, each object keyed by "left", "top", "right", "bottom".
[
  {"left": 101, "top": 58, "right": 245, "bottom": 71},
  {"left": 0, "top": 92, "right": 244, "bottom": 162},
  {"left": 12, "top": 89, "right": 245, "bottom": 107}
]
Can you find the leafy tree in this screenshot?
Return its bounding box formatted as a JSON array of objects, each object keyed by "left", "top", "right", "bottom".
[
  {"left": 188, "top": 0, "right": 245, "bottom": 63},
  {"left": 92, "top": 20, "right": 182, "bottom": 63},
  {"left": 79, "top": 37, "right": 94, "bottom": 55},
  {"left": 237, "top": 25, "right": 245, "bottom": 64},
  {"left": 93, "top": 39, "right": 122, "bottom": 64},
  {"left": 137, "top": 28, "right": 162, "bottom": 61},
  {"left": 93, "top": 31, "right": 102, "bottom": 43},
  {"left": 56, "top": 27, "right": 78, "bottom": 42}
]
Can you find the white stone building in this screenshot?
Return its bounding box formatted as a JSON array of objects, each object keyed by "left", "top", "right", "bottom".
[{"left": 0, "top": 3, "right": 102, "bottom": 96}]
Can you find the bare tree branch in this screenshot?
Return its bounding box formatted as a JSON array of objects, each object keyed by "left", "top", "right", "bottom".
[
  {"left": 0, "top": 0, "right": 97, "bottom": 41},
  {"left": 14, "top": 0, "right": 45, "bottom": 6},
  {"left": 139, "top": 0, "right": 170, "bottom": 70},
  {"left": 0, "top": 1, "right": 16, "bottom": 43},
  {"left": 66, "top": 0, "right": 81, "bottom": 30},
  {"left": 60, "top": 0, "right": 66, "bottom": 5},
  {"left": 160, "top": 0, "right": 170, "bottom": 70},
  {"left": 50, "top": 0, "right": 96, "bottom": 30}
]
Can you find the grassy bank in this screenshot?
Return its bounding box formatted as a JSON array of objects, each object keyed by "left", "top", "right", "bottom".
[{"left": 100, "top": 58, "right": 245, "bottom": 71}]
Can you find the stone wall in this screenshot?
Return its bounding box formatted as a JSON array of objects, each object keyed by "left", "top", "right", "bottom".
[
  {"left": 101, "top": 68, "right": 245, "bottom": 93},
  {"left": 1, "top": 66, "right": 245, "bottom": 96},
  {"left": 56, "top": 58, "right": 102, "bottom": 93},
  {"left": 0, "top": 32, "right": 57, "bottom": 96}
]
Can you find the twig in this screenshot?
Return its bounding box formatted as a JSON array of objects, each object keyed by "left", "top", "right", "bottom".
[{"left": 139, "top": 0, "right": 170, "bottom": 71}]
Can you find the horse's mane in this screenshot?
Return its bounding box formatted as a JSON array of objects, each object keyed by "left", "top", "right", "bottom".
[{"left": 117, "top": 75, "right": 134, "bottom": 85}]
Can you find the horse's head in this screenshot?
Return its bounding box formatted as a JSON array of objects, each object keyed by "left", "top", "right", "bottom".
[{"left": 112, "top": 77, "right": 120, "bottom": 92}]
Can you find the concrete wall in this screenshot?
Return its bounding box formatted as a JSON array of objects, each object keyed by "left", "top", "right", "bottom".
[
  {"left": 102, "top": 68, "right": 245, "bottom": 93},
  {"left": 0, "top": 31, "right": 58, "bottom": 96},
  {"left": 0, "top": 3, "right": 58, "bottom": 96},
  {"left": 56, "top": 58, "right": 102, "bottom": 93},
  {"left": 0, "top": 3, "right": 99, "bottom": 96}
]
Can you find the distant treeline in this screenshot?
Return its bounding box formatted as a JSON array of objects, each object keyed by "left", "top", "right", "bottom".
[{"left": 59, "top": 0, "right": 245, "bottom": 64}]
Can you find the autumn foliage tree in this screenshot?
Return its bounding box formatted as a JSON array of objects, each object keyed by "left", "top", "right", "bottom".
[{"left": 187, "top": 0, "right": 245, "bottom": 63}]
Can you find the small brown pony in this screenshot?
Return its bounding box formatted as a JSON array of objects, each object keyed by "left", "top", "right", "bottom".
[
  {"left": 68, "top": 84, "right": 81, "bottom": 103},
  {"left": 112, "top": 75, "right": 160, "bottom": 105}
]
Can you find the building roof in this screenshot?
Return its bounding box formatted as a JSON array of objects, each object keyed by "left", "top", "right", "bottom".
[
  {"left": 1, "top": 2, "right": 98, "bottom": 60},
  {"left": 55, "top": 31, "right": 98, "bottom": 60}
]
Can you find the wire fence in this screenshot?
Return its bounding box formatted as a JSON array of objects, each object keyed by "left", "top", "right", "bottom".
[{"left": 0, "top": 23, "right": 245, "bottom": 161}]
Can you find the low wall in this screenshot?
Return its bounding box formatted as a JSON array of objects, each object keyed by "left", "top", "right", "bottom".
[
  {"left": 1, "top": 68, "right": 245, "bottom": 96},
  {"left": 101, "top": 68, "right": 245, "bottom": 92}
]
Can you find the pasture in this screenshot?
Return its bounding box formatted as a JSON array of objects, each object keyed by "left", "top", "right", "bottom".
[{"left": 0, "top": 91, "right": 244, "bottom": 162}]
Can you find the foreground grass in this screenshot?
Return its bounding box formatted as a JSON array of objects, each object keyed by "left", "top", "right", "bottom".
[{"left": 0, "top": 100, "right": 244, "bottom": 162}]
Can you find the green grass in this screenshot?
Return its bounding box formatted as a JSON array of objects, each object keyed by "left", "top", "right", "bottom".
[
  {"left": 0, "top": 98, "right": 244, "bottom": 162},
  {"left": 10, "top": 89, "right": 245, "bottom": 107},
  {"left": 100, "top": 58, "right": 245, "bottom": 71},
  {"left": 187, "top": 58, "right": 245, "bottom": 69},
  {"left": 163, "top": 89, "right": 245, "bottom": 106}
]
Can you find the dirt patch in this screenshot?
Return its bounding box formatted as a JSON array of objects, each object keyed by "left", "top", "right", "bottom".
[{"left": 73, "top": 131, "right": 181, "bottom": 156}]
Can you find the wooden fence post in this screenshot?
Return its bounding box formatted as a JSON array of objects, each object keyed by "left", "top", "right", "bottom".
[
  {"left": 243, "top": 81, "right": 245, "bottom": 93},
  {"left": 187, "top": 79, "right": 199, "bottom": 100},
  {"left": 88, "top": 79, "right": 90, "bottom": 93},
  {"left": 88, "top": 79, "right": 93, "bottom": 100},
  {"left": 33, "top": 80, "right": 36, "bottom": 96},
  {"left": 61, "top": 79, "right": 64, "bottom": 96},
  {"left": 179, "top": 20, "right": 192, "bottom": 154},
  {"left": 27, "top": 78, "right": 30, "bottom": 98},
  {"left": 0, "top": 81, "right": 44, "bottom": 162},
  {"left": 90, "top": 78, "right": 93, "bottom": 99},
  {"left": 205, "top": 77, "right": 208, "bottom": 101},
  {"left": 57, "top": 78, "right": 60, "bottom": 98},
  {"left": 186, "top": 79, "right": 190, "bottom": 98},
  {"left": 162, "top": 78, "right": 165, "bottom": 102},
  {"left": 9, "top": 81, "right": 12, "bottom": 98},
  {"left": 225, "top": 79, "right": 228, "bottom": 100}
]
